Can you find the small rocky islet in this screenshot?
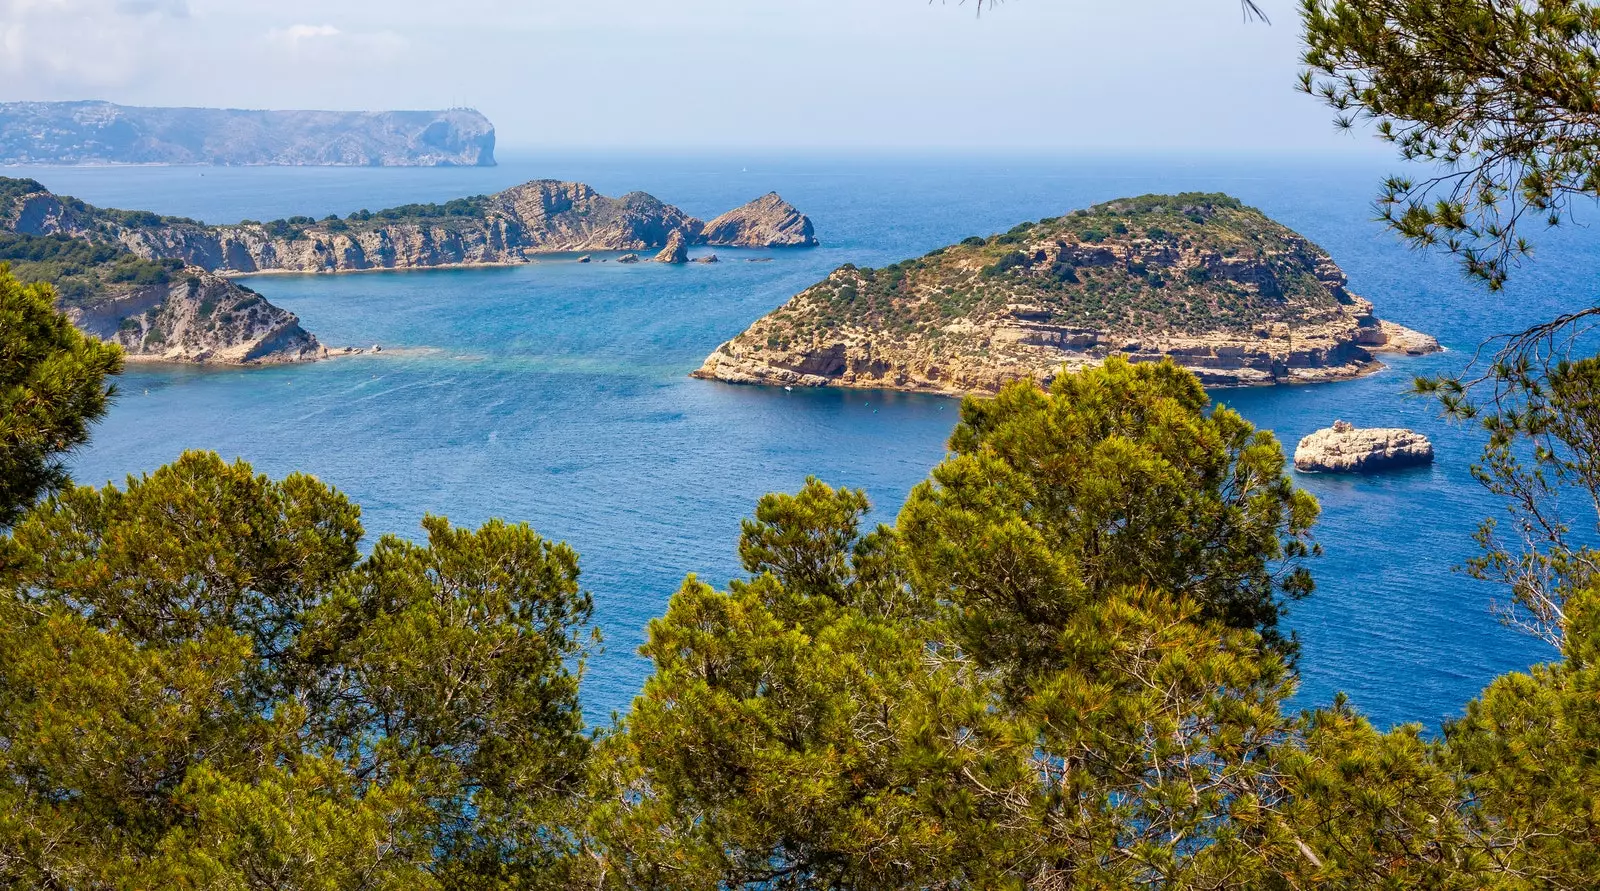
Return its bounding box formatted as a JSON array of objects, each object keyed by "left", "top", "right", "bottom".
[
  {"left": 1294, "top": 421, "right": 1436, "bottom": 473},
  {"left": 0, "top": 176, "right": 816, "bottom": 365},
  {"left": 695, "top": 192, "right": 1439, "bottom": 394}
]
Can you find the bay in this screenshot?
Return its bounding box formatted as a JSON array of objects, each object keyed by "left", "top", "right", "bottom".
[{"left": 17, "top": 150, "right": 1581, "bottom": 727}]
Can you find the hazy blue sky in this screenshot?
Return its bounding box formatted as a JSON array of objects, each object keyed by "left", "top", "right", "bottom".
[{"left": 0, "top": 0, "right": 1380, "bottom": 153}]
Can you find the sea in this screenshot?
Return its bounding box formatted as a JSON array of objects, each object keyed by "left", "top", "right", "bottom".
[{"left": 11, "top": 150, "right": 1587, "bottom": 730}]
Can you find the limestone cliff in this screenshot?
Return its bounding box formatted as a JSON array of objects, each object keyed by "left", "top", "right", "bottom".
[
  {"left": 1, "top": 226, "right": 325, "bottom": 365},
  {"left": 0, "top": 178, "right": 816, "bottom": 275},
  {"left": 702, "top": 193, "right": 818, "bottom": 247},
  {"left": 68, "top": 270, "right": 326, "bottom": 365},
  {"left": 694, "top": 193, "right": 1439, "bottom": 395},
  {"left": 0, "top": 102, "right": 496, "bottom": 167}
]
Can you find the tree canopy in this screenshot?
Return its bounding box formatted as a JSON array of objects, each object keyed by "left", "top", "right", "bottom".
[{"left": 0, "top": 263, "right": 121, "bottom": 528}]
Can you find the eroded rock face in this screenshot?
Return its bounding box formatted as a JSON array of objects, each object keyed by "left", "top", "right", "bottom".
[
  {"left": 701, "top": 192, "right": 819, "bottom": 247},
  {"left": 0, "top": 178, "right": 817, "bottom": 275},
  {"left": 655, "top": 231, "right": 689, "bottom": 264},
  {"left": 67, "top": 270, "right": 325, "bottom": 365},
  {"left": 693, "top": 194, "right": 1440, "bottom": 396},
  {"left": 1293, "top": 421, "right": 1435, "bottom": 473}
]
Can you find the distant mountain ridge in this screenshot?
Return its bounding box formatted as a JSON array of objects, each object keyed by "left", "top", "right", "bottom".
[{"left": 0, "top": 102, "right": 496, "bottom": 167}]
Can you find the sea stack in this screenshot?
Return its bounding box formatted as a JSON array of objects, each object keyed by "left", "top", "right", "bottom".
[
  {"left": 701, "top": 192, "right": 819, "bottom": 247},
  {"left": 1294, "top": 420, "right": 1435, "bottom": 473},
  {"left": 654, "top": 231, "right": 689, "bottom": 264}
]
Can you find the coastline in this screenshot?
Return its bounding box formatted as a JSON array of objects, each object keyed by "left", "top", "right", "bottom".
[{"left": 692, "top": 322, "right": 1443, "bottom": 399}]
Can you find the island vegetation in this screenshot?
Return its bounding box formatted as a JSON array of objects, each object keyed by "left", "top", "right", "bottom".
[{"left": 698, "top": 192, "right": 1436, "bottom": 394}]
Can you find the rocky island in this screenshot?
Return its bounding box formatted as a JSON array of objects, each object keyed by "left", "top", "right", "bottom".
[
  {"left": 0, "top": 102, "right": 496, "bottom": 167},
  {"left": 1, "top": 230, "right": 325, "bottom": 365},
  {"left": 694, "top": 193, "right": 1438, "bottom": 394},
  {"left": 0, "top": 178, "right": 816, "bottom": 274},
  {"left": 1294, "top": 421, "right": 1436, "bottom": 473}
]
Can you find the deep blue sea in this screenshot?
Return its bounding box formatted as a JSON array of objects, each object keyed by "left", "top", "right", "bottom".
[{"left": 14, "top": 150, "right": 1588, "bottom": 729}]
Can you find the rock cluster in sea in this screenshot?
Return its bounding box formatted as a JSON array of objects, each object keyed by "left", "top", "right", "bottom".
[
  {"left": 1293, "top": 420, "right": 1435, "bottom": 473},
  {"left": 654, "top": 231, "right": 689, "bottom": 264},
  {"left": 699, "top": 191, "right": 818, "bottom": 247}
]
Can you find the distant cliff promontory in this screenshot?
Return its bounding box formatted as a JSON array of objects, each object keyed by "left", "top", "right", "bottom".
[
  {"left": 0, "top": 102, "right": 496, "bottom": 167},
  {"left": 1, "top": 230, "right": 325, "bottom": 365},
  {"left": 694, "top": 193, "right": 1438, "bottom": 394},
  {"left": 0, "top": 178, "right": 816, "bottom": 274}
]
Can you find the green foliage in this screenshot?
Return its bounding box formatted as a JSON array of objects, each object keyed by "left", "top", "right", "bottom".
[
  {"left": 0, "top": 265, "right": 122, "bottom": 528},
  {"left": 371, "top": 196, "right": 490, "bottom": 222},
  {"left": 902, "top": 356, "right": 1318, "bottom": 662},
  {"left": 0, "top": 232, "right": 185, "bottom": 305},
  {"left": 1301, "top": 0, "right": 1600, "bottom": 290},
  {"left": 594, "top": 361, "right": 1319, "bottom": 888},
  {"left": 0, "top": 451, "right": 595, "bottom": 888},
  {"left": 11, "top": 350, "right": 1600, "bottom": 887}
]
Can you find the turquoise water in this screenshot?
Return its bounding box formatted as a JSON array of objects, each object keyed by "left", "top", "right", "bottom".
[{"left": 20, "top": 151, "right": 1582, "bottom": 727}]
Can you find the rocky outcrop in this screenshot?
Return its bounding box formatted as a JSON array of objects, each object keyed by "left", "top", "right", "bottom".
[
  {"left": 1294, "top": 421, "right": 1435, "bottom": 473},
  {"left": 0, "top": 178, "right": 816, "bottom": 275},
  {"left": 616, "top": 253, "right": 641, "bottom": 264},
  {"left": 694, "top": 193, "right": 1440, "bottom": 395},
  {"left": 67, "top": 269, "right": 326, "bottom": 365},
  {"left": 0, "top": 102, "right": 496, "bottom": 167},
  {"left": 655, "top": 231, "right": 689, "bottom": 264},
  {"left": 702, "top": 192, "right": 818, "bottom": 247}
]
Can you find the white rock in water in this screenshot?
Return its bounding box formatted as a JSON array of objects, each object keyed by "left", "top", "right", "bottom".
[{"left": 1294, "top": 420, "right": 1434, "bottom": 473}]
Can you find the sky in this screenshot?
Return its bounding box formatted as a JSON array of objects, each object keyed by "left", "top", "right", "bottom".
[{"left": 0, "top": 0, "right": 1384, "bottom": 153}]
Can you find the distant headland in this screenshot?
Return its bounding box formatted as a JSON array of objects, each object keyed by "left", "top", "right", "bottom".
[
  {"left": 695, "top": 193, "right": 1439, "bottom": 394},
  {"left": 0, "top": 102, "right": 496, "bottom": 167}
]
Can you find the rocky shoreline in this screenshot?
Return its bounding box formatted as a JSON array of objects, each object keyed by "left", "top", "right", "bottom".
[
  {"left": 65, "top": 269, "right": 327, "bottom": 365},
  {"left": 694, "top": 193, "right": 1440, "bottom": 396}
]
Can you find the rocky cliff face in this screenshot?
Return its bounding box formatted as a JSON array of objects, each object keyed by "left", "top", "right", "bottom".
[
  {"left": 0, "top": 178, "right": 817, "bottom": 275},
  {"left": 0, "top": 102, "right": 496, "bottom": 167},
  {"left": 66, "top": 269, "right": 325, "bottom": 365},
  {"left": 694, "top": 193, "right": 1439, "bottom": 395}
]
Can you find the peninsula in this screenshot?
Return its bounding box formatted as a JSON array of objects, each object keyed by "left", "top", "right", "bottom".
[
  {"left": 694, "top": 193, "right": 1437, "bottom": 394},
  {"left": 0, "top": 179, "right": 816, "bottom": 274},
  {"left": 0, "top": 102, "right": 496, "bottom": 167}
]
